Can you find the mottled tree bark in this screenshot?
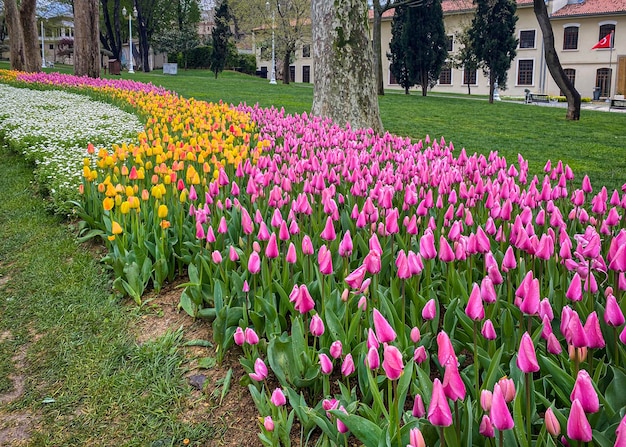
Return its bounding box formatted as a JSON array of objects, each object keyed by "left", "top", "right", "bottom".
[
  {"left": 18, "top": 0, "right": 41, "bottom": 72},
  {"left": 534, "top": 0, "right": 580, "bottom": 120},
  {"left": 74, "top": 0, "right": 101, "bottom": 77},
  {"left": 311, "top": 0, "right": 383, "bottom": 134},
  {"left": 4, "top": 0, "right": 40, "bottom": 72},
  {"left": 372, "top": 0, "right": 385, "bottom": 95}
]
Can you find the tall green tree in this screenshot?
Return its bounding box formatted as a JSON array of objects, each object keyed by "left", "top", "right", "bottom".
[
  {"left": 469, "top": 0, "right": 518, "bottom": 103},
  {"left": 210, "top": 0, "right": 231, "bottom": 78},
  {"left": 100, "top": 0, "right": 123, "bottom": 61},
  {"left": 388, "top": 0, "right": 448, "bottom": 96},
  {"left": 453, "top": 25, "right": 479, "bottom": 95}
]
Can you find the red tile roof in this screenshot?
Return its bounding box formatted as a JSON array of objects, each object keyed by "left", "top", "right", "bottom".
[
  {"left": 369, "top": 0, "right": 533, "bottom": 18},
  {"left": 551, "top": 0, "right": 626, "bottom": 17}
]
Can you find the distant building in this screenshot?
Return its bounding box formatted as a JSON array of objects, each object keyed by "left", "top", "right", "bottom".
[{"left": 256, "top": 0, "right": 625, "bottom": 98}]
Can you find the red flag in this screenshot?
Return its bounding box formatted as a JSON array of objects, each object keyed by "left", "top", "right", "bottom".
[{"left": 592, "top": 32, "right": 613, "bottom": 49}]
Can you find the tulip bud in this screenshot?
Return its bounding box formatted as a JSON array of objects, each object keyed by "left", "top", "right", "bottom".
[
  {"left": 233, "top": 327, "right": 245, "bottom": 346},
  {"left": 263, "top": 416, "right": 274, "bottom": 431},
  {"left": 319, "top": 353, "right": 333, "bottom": 375},
  {"left": 545, "top": 407, "right": 560, "bottom": 437},
  {"left": 330, "top": 341, "right": 343, "bottom": 359},
  {"left": 412, "top": 394, "right": 425, "bottom": 418},
  {"left": 270, "top": 388, "right": 286, "bottom": 407}
]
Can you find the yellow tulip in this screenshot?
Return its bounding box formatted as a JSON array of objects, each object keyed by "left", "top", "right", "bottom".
[
  {"left": 157, "top": 204, "right": 168, "bottom": 219},
  {"left": 111, "top": 221, "right": 123, "bottom": 235}
]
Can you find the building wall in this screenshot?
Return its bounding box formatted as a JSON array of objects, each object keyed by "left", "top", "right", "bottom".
[{"left": 256, "top": 5, "right": 625, "bottom": 98}]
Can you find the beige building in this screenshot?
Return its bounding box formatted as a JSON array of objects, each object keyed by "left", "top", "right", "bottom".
[{"left": 257, "top": 0, "right": 625, "bottom": 98}]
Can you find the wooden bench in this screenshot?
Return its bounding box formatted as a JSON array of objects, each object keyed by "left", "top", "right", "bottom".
[
  {"left": 525, "top": 92, "right": 550, "bottom": 104},
  {"left": 609, "top": 98, "right": 626, "bottom": 110}
]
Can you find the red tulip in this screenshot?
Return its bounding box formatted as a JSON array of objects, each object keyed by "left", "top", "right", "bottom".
[
  {"left": 427, "top": 378, "right": 453, "bottom": 427},
  {"left": 567, "top": 399, "right": 592, "bottom": 442}
]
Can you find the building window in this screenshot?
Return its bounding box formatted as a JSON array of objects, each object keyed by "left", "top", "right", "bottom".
[
  {"left": 560, "top": 69, "right": 576, "bottom": 95},
  {"left": 289, "top": 66, "right": 295, "bottom": 82},
  {"left": 49, "top": 44, "right": 54, "bottom": 50},
  {"left": 446, "top": 35, "right": 453, "bottom": 52},
  {"left": 517, "top": 59, "right": 534, "bottom": 85},
  {"left": 599, "top": 23, "right": 615, "bottom": 41},
  {"left": 463, "top": 67, "right": 477, "bottom": 85},
  {"left": 519, "top": 30, "right": 536, "bottom": 49},
  {"left": 439, "top": 65, "right": 452, "bottom": 85},
  {"left": 303, "top": 65, "right": 311, "bottom": 83},
  {"left": 596, "top": 68, "right": 612, "bottom": 97},
  {"left": 563, "top": 26, "right": 579, "bottom": 50},
  {"left": 302, "top": 44, "right": 311, "bottom": 58},
  {"left": 389, "top": 69, "right": 398, "bottom": 85}
]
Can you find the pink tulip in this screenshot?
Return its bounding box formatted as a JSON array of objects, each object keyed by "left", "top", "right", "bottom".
[
  {"left": 233, "top": 327, "right": 245, "bottom": 346},
  {"left": 570, "top": 369, "right": 599, "bottom": 413},
  {"left": 263, "top": 415, "right": 274, "bottom": 431},
  {"left": 502, "top": 246, "right": 518, "bottom": 272},
  {"left": 366, "top": 347, "right": 380, "bottom": 369},
  {"left": 373, "top": 308, "right": 397, "bottom": 343},
  {"left": 437, "top": 330, "right": 456, "bottom": 367},
  {"left": 566, "top": 311, "right": 589, "bottom": 348},
  {"left": 318, "top": 245, "right": 333, "bottom": 275},
  {"left": 410, "top": 327, "right": 421, "bottom": 343},
  {"left": 442, "top": 362, "right": 466, "bottom": 401},
  {"left": 367, "top": 328, "right": 380, "bottom": 350},
  {"left": 480, "top": 389, "right": 493, "bottom": 412},
  {"left": 320, "top": 216, "right": 336, "bottom": 241},
  {"left": 364, "top": 249, "right": 381, "bottom": 274},
  {"left": 481, "top": 319, "right": 497, "bottom": 340},
  {"left": 427, "top": 378, "right": 453, "bottom": 427},
  {"left": 265, "top": 233, "right": 279, "bottom": 259},
  {"left": 345, "top": 264, "right": 367, "bottom": 289},
  {"left": 605, "top": 294, "right": 625, "bottom": 326},
  {"left": 338, "top": 230, "right": 353, "bottom": 257},
  {"left": 382, "top": 343, "right": 404, "bottom": 380},
  {"left": 481, "top": 276, "right": 498, "bottom": 302},
  {"left": 497, "top": 377, "right": 516, "bottom": 402},
  {"left": 412, "top": 394, "right": 425, "bottom": 418},
  {"left": 330, "top": 340, "right": 343, "bottom": 359},
  {"left": 584, "top": 311, "right": 605, "bottom": 349},
  {"left": 567, "top": 399, "right": 593, "bottom": 442},
  {"left": 294, "top": 284, "right": 315, "bottom": 314},
  {"left": 301, "top": 235, "right": 314, "bottom": 255},
  {"left": 545, "top": 407, "right": 561, "bottom": 437},
  {"left": 413, "top": 346, "right": 427, "bottom": 364},
  {"left": 621, "top": 325, "right": 626, "bottom": 345},
  {"left": 271, "top": 388, "right": 286, "bottom": 406},
  {"left": 249, "top": 358, "right": 268, "bottom": 381},
  {"left": 519, "top": 278, "right": 540, "bottom": 316},
  {"left": 517, "top": 332, "right": 540, "bottom": 373},
  {"left": 439, "top": 236, "right": 456, "bottom": 262},
  {"left": 248, "top": 251, "right": 261, "bottom": 274},
  {"left": 466, "top": 283, "right": 485, "bottom": 320},
  {"left": 336, "top": 406, "right": 349, "bottom": 434},
  {"left": 479, "top": 415, "right": 495, "bottom": 437},
  {"left": 229, "top": 245, "right": 239, "bottom": 262},
  {"left": 286, "top": 242, "right": 297, "bottom": 264},
  {"left": 257, "top": 222, "right": 270, "bottom": 241},
  {"left": 245, "top": 327, "right": 259, "bottom": 345},
  {"left": 422, "top": 298, "right": 437, "bottom": 321},
  {"left": 341, "top": 353, "right": 355, "bottom": 376},
  {"left": 615, "top": 414, "right": 626, "bottom": 447},
  {"left": 419, "top": 229, "right": 437, "bottom": 259},
  {"left": 408, "top": 427, "right": 426, "bottom": 447},
  {"left": 319, "top": 353, "right": 333, "bottom": 375},
  {"left": 211, "top": 250, "right": 222, "bottom": 264},
  {"left": 310, "top": 314, "right": 325, "bottom": 337},
  {"left": 490, "top": 383, "right": 514, "bottom": 431}
]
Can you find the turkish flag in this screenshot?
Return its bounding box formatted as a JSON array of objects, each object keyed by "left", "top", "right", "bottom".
[{"left": 592, "top": 33, "right": 613, "bottom": 49}]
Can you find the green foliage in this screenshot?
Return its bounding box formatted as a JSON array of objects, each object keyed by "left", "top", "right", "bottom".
[
  {"left": 388, "top": 0, "right": 448, "bottom": 95},
  {"left": 470, "top": 0, "right": 518, "bottom": 93},
  {"left": 210, "top": 0, "right": 232, "bottom": 78}
]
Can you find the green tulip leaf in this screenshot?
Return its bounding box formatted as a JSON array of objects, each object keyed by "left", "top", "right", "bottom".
[{"left": 330, "top": 410, "right": 382, "bottom": 447}]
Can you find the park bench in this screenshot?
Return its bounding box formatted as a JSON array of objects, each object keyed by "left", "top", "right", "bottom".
[
  {"left": 609, "top": 98, "right": 626, "bottom": 110},
  {"left": 525, "top": 90, "right": 550, "bottom": 104}
]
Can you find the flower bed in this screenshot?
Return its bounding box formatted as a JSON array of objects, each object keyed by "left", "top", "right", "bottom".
[{"left": 2, "top": 70, "right": 626, "bottom": 447}]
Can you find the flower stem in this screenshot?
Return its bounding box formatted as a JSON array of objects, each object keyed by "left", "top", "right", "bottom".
[
  {"left": 525, "top": 372, "right": 532, "bottom": 445},
  {"left": 473, "top": 321, "right": 480, "bottom": 400},
  {"left": 440, "top": 425, "right": 446, "bottom": 447}
]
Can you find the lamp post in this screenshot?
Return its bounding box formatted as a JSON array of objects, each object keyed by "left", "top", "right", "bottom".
[
  {"left": 40, "top": 20, "right": 46, "bottom": 68},
  {"left": 122, "top": 6, "right": 137, "bottom": 74},
  {"left": 265, "top": 1, "right": 277, "bottom": 85}
]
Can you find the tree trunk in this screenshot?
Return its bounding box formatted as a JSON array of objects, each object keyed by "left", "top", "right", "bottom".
[
  {"left": 18, "top": 0, "right": 40, "bottom": 72},
  {"left": 101, "top": 0, "right": 123, "bottom": 60},
  {"left": 74, "top": 0, "right": 100, "bottom": 77},
  {"left": 489, "top": 71, "right": 495, "bottom": 103},
  {"left": 136, "top": 10, "right": 151, "bottom": 72},
  {"left": 282, "top": 47, "right": 292, "bottom": 84},
  {"left": 3, "top": 0, "right": 24, "bottom": 71},
  {"left": 533, "top": 0, "right": 581, "bottom": 120},
  {"left": 311, "top": 0, "right": 384, "bottom": 134},
  {"left": 372, "top": 0, "right": 385, "bottom": 95}
]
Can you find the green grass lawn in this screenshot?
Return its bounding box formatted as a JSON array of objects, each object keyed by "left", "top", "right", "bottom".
[{"left": 2, "top": 61, "right": 624, "bottom": 190}]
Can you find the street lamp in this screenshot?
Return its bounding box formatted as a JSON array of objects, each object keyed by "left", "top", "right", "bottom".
[
  {"left": 122, "top": 6, "right": 137, "bottom": 74},
  {"left": 265, "top": 1, "right": 277, "bottom": 85},
  {"left": 40, "top": 19, "right": 46, "bottom": 69}
]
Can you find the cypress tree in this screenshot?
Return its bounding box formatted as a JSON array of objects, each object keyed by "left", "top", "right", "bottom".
[{"left": 210, "top": 0, "right": 231, "bottom": 79}]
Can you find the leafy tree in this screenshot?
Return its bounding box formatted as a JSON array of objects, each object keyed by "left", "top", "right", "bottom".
[
  {"left": 387, "top": 0, "right": 448, "bottom": 96},
  {"left": 533, "top": 0, "right": 580, "bottom": 120},
  {"left": 152, "top": 25, "right": 200, "bottom": 69},
  {"left": 210, "top": 0, "right": 230, "bottom": 78},
  {"left": 100, "top": 0, "right": 123, "bottom": 61},
  {"left": 452, "top": 25, "right": 479, "bottom": 95},
  {"left": 469, "top": 0, "right": 518, "bottom": 103},
  {"left": 311, "top": 0, "right": 383, "bottom": 133}
]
